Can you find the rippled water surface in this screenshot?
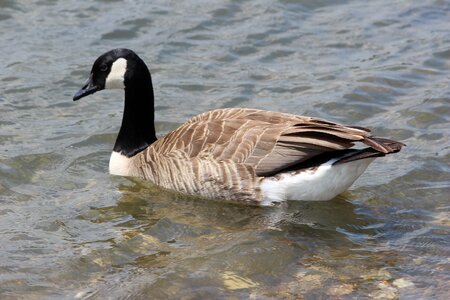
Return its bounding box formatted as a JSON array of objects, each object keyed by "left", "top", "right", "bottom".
[{"left": 1, "top": 0, "right": 449, "bottom": 299}]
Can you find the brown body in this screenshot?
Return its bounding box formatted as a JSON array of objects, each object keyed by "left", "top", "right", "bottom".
[{"left": 125, "top": 108, "right": 404, "bottom": 203}]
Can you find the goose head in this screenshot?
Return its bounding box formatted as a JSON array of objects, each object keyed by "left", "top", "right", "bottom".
[
  {"left": 73, "top": 49, "right": 157, "bottom": 157},
  {"left": 73, "top": 48, "right": 150, "bottom": 101}
]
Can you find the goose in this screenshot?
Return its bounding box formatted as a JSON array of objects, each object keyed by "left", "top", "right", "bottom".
[{"left": 73, "top": 48, "right": 404, "bottom": 206}]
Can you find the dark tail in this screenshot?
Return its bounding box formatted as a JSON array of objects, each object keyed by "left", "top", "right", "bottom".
[
  {"left": 362, "top": 137, "right": 405, "bottom": 154},
  {"left": 267, "top": 136, "right": 405, "bottom": 174},
  {"left": 334, "top": 137, "right": 405, "bottom": 165}
]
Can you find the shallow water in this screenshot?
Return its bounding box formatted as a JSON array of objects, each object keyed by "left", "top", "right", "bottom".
[{"left": 1, "top": 0, "right": 449, "bottom": 299}]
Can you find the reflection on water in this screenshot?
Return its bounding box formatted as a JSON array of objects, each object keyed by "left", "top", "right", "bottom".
[
  {"left": 1, "top": 0, "right": 449, "bottom": 298},
  {"left": 72, "top": 182, "right": 376, "bottom": 298}
]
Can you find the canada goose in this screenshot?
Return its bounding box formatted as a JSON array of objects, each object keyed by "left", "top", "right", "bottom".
[{"left": 73, "top": 49, "right": 404, "bottom": 206}]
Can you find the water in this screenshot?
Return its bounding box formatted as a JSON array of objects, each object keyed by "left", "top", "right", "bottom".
[{"left": 1, "top": 0, "right": 449, "bottom": 298}]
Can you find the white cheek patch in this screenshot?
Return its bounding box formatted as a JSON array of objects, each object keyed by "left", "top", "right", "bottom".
[{"left": 105, "top": 58, "right": 127, "bottom": 89}]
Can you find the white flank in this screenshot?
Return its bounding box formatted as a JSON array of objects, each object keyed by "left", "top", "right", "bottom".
[
  {"left": 109, "top": 151, "right": 132, "bottom": 176},
  {"left": 105, "top": 58, "right": 127, "bottom": 89},
  {"left": 260, "top": 158, "right": 375, "bottom": 205}
]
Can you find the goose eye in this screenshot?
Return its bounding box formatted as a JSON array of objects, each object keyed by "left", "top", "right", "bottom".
[{"left": 100, "top": 64, "right": 108, "bottom": 72}]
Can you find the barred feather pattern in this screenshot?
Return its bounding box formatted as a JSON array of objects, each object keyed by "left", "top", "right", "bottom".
[{"left": 125, "top": 108, "right": 403, "bottom": 203}]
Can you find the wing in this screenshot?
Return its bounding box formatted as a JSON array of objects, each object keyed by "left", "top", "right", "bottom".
[{"left": 148, "top": 108, "right": 398, "bottom": 177}]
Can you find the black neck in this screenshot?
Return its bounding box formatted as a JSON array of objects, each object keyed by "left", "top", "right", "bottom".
[{"left": 113, "top": 71, "right": 157, "bottom": 157}]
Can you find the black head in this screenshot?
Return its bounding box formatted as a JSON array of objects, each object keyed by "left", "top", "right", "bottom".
[{"left": 73, "top": 48, "right": 148, "bottom": 101}]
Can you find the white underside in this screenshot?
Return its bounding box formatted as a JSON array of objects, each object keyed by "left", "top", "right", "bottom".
[
  {"left": 109, "top": 150, "right": 375, "bottom": 206},
  {"left": 109, "top": 151, "right": 132, "bottom": 176},
  {"left": 260, "top": 158, "right": 375, "bottom": 206}
]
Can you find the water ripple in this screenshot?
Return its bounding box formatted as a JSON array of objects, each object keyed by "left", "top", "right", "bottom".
[{"left": 0, "top": 0, "right": 449, "bottom": 299}]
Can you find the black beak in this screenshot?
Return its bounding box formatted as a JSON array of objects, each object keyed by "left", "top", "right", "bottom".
[{"left": 73, "top": 75, "right": 100, "bottom": 101}]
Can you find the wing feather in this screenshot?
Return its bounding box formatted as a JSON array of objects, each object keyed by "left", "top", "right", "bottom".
[{"left": 141, "top": 108, "right": 396, "bottom": 178}]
